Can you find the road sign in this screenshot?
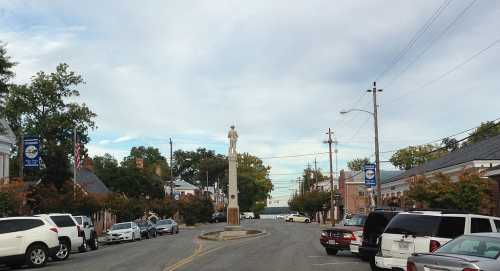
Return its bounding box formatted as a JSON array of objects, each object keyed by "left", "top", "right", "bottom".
[
  {"left": 364, "top": 163, "right": 376, "bottom": 187},
  {"left": 23, "top": 136, "right": 40, "bottom": 168}
]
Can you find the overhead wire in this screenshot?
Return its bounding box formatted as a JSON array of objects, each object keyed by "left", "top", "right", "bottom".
[
  {"left": 375, "top": 0, "right": 453, "bottom": 82},
  {"left": 385, "top": 0, "right": 478, "bottom": 89}
]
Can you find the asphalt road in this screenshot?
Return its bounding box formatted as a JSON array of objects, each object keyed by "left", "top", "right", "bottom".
[{"left": 2, "top": 220, "right": 370, "bottom": 271}]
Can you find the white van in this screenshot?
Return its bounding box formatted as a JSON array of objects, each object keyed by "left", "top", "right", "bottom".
[{"left": 375, "top": 211, "right": 500, "bottom": 271}]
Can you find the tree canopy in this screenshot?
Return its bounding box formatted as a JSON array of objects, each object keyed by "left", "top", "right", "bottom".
[
  {"left": 0, "top": 42, "right": 15, "bottom": 110},
  {"left": 389, "top": 144, "right": 445, "bottom": 170},
  {"left": 4, "top": 63, "right": 97, "bottom": 186},
  {"left": 347, "top": 157, "right": 370, "bottom": 171}
]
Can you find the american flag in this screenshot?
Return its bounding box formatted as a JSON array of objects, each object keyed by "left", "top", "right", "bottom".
[{"left": 75, "top": 142, "right": 81, "bottom": 169}]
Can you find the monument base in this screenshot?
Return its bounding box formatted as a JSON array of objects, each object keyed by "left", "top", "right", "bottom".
[{"left": 227, "top": 207, "right": 240, "bottom": 225}]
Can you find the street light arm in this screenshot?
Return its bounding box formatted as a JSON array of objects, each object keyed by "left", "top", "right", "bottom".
[{"left": 340, "top": 108, "right": 374, "bottom": 116}]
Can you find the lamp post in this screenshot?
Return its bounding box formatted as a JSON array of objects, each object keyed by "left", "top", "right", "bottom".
[{"left": 340, "top": 82, "right": 382, "bottom": 206}]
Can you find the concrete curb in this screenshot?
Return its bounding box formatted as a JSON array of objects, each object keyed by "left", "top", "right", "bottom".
[{"left": 199, "top": 229, "right": 267, "bottom": 241}]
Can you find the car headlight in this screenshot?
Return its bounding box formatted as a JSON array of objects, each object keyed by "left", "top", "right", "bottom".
[{"left": 321, "top": 232, "right": 327, "bottom": 237}]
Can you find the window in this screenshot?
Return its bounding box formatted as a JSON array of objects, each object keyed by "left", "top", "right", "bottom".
[
  {"left": 436, "top": 217, "right": 465, "bottom": 239},
  {"left": 494, "top": 220, "right": 500, "bottom": 232},
  {"left": 0, "top": 219, "right": 44, "bottom": 234},
  {"left": 50, "top": 215, "right": 76, "bottom": 227},
  {"left": 471, "top": 218, "right": 492, "bottom": 233},
  {"left": 385, "top": 214, "right": 440, "bottom": 237},
  {"left": 437, "top": 235, "right": 500, "bottom": 259},
  {"left": 358, "top": 191, "right": 364, "bottom": 196},
  {"left": 74, "top": 217, "right": 83, "bottom": 225}
]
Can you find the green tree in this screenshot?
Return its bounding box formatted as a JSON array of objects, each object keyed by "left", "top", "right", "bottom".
[
  {"left": 0, "top": 190, "right": 22, "bottom": 217},
  {"left": 122, "top": 146, "right": 169, "bottom": 176},
  {"left": 102, "top": 167, "right": 164, "bottom": 199},
  {"left": 288, "top": 190, "right": 331, "bottom": 217},
  {"left": 467, "top": 121, "right": 500, "bottom": 145},
  {"left": 177, "top": 194, "right": 214, "bottom": 225},
  {"left": 0, "top": 42, "right": 15, "bottom": 111},
  {"left": 389, "top": 144, "right": 445, "bottom": 170},
  {"left": 407, "top": 172, "right": 494, "bottom": 213},
  {"left": 347, "top": 157, "right": 370, "bottom": 171},
  {"left": 4, "top": 63, "right": 96, "bottom": 186},
  {"left": 173, "top": 148, "right": 226, "bottom": 187}
]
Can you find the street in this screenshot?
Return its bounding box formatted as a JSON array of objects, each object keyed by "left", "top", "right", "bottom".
[{"left": 12, "top": 220, "right": 369, "bottom": 271}]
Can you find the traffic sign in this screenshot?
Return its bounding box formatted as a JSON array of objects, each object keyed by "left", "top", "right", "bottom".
[{"left": 364, "top": 163, "right": 376, "bottom": 187}]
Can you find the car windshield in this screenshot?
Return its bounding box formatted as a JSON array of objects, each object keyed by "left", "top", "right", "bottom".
[
  {"left": 436, "top": 235, "right": 500, "bottom": 259},
  {"left": 158, "top": 220, "right": 172, "bottom": 225},
  {"left": 344, "top": 216, "right": 366, "bottom": 226},
  {"left": 111, "top": 223, "right": 132, "bottom": 230}
]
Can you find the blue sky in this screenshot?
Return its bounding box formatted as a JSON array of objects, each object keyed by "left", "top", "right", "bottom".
[{"left": 2, "top": 0, "right": 500, "bottom": 200}]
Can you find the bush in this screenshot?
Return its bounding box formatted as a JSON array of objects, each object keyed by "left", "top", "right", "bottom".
[{"left": 178, "top": 195, "right": 214, "bottom": 226}]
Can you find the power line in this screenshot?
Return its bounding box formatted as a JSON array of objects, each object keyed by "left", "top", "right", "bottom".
[
  {"left": 375, "top": 0, "right": 452, "bottom": 81},
  {"left": 386, "top": 36, "right": 500, "bottom": 104},
  {"left": 258, "top": 152, "right": 329, "bottom": 160},
  {"left": 385, "top": 0, "right": 478, "bottom": 89}
]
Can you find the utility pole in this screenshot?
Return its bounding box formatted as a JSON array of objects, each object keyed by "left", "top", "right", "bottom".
[
  {"left": 206, "top": 170, "right": 209, "bottom": 199},
  {"left": 368, "top": 82, "right": 382, "bottom": 206},
  {"left": 314, "top": 158, "right": 318, "bottom": 190},
  {"left": 324, "top": 128, "right": 335, "bottom": 226},
  {"left": 169, "top": 138, "right": 174, "bottom": 197}
]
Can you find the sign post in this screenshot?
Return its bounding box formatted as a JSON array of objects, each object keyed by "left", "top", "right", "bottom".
[
  {"left": 23, "top": 137, "right": 40, "bottom": 169},
  {"left": 364, "top": 163, "right": 377, "bottom": 209}
]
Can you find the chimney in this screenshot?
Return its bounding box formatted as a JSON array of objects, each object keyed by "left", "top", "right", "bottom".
[
  {"left": 155, "top": 164, "right": 162, "bottom": 177},
  {"left": 83, "top": 157, "right": 94, "bottom": 172},
  {"left": 135, "top": 158, "right": 144, "bottom": 169}
]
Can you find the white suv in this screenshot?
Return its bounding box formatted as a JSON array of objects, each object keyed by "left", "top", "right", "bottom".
[
  {"left": 36, "top": 213, "right": 84, "bottom": 261},
  {"left": 0, "top": 217, "right": 60, "bottom": 268},
  {"left": 375, "top": 211, "right": 500, "bottom": 271}
]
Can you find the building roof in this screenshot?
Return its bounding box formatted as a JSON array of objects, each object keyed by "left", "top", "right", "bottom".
[
  {"left": 174, "top": 179, "right": 198, "bottom": 190},
  {"left": 384, "top": 134, "right": 500, "bottom": 184},
  {"left": 76, "top": 168, "right": 110, "bottom": 194},
  {"left": 0, "top": 119, "right": 15, "bottom": 145}
]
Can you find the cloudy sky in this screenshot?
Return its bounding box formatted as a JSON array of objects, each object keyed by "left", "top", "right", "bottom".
[{"left": 1, "top": 0, "right": 500, "bottom": 200}]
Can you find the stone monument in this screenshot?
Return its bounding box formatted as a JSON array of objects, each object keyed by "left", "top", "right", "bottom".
[{"left": 227, "top": 125, "right": 239, "bottom": 225}]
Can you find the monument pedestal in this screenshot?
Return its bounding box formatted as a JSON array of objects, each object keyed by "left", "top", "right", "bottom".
[
  {"left": 227, "top": 151, "right": 239, "bottom": 225},
  {"left": 227, "top": 207, "right": 239, "bottom": 225}
]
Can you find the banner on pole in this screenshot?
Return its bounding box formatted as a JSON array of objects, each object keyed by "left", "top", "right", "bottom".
[
  {"left": 23, "top": 136, "right": 40, "bottom": 168},
  {"left": 364, "top": 163, "right": 376, "bottom": 187}
]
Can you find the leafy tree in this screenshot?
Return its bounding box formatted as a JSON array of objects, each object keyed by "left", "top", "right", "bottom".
[
  {"left": 288, "top": 190, "right": 331, "bottom": 217},
  {"left": 122, "top": 146, "right": 169, "bottom": 176},
  {"left": 104, "top": 194, "right": 145, "bottom": 222},
  {"left": 442, "top": 137, "right": 460, "bottom": 152},
  {"left": 389, "top": 144, "right": 445, "bottom": 170},
  {"left": 467, "top": 121, "right": 500, "bottom": 145},
  {"left": 407, "top": 172, "right": 494, "bottom": 213},
  {"left": 173, "top": 148, "right": 226, "bottom": 187},
  {"left": 0, "top": 188, "right": 23, "bottom": 217},
  {"left": 347, "top": 158, "right": 370, "bottom": 171},
  {"left": 4, "top": 64, "right": 96, "bottom": 186},
  {"left": 101, "top": 167, "right": 164, "bottom": 199},
  {"left": 0, "top": 42, "right": 15, "bottom": 111},
  {"left": 177, "top": 194, "right": 213, "bottom": 225}
]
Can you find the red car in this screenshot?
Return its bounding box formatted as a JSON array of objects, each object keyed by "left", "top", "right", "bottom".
[{"left": 320, "top": 214, "right": 367, "bottom": 255}]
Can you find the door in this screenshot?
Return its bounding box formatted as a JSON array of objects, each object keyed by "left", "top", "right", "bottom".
[{"left": 0, "top": 219, "right": 24, "bottom": 256}]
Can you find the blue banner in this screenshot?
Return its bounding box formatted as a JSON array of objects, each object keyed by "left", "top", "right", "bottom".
[
  {"left": 23, "top": 136, "right": 40, "bottom": 168},
  {"left": 364, "top": 163, "right": 376, "bottom": 187}
]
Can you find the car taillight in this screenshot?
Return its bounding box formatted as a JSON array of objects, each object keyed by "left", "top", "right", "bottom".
[
  {"left": 77, "top": 225, "right": 83, "bottom": 237},
  {"left": 429, "top": 240, "right": 441, "bottom": 252},
  {"left": 343, "top": 232, "right": 356, "bottom": 241},
  {"left": 49, "top": 227, "right": 58, "bottom": 233},
  {"left": 406, "top": 261, "right": 417, "bottom": 271}
]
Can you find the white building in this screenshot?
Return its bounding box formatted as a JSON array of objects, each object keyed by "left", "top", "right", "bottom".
[
  {"left": 164, "top": 179, "right": 199, "bottom": 196},
  {"left": 0, "top": 119, "right": 15, "bottom": 182}
]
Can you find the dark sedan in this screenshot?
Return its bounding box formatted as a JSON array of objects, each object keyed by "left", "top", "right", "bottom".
[
  {"left": 135, "top": 219, "right": 157, "bottom": 239},
  {"left": 407, "top": 233, "right": 500, "bottom": 271},
  {"left": 209, "top": 212, "right": 227, "bottom": 223}
]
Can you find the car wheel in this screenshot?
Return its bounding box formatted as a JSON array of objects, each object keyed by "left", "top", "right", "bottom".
[
  {"left": 326, "top": 248, "right": 338, "bottom": 255},
  {"left": 54, "top": 240, "right": 70, "bottom": 261},
  {"left": 214, "top": 218, "right": 219, "bottom": 223},
  {"left": 369, "top": 256, "right": 389, "bottom": 271},
  {"left": 360, "top": 254, "right": 369, "bottom": 262},
  {"left": 146, "top": 232, "right": 151, "bottom": 239},
  {"left": 79, "top": 237, "right": 89, "bottom": 253},
  {"left": 90, "top": 235, "right": 99, "bottom": 250},
  {"left": 305, "top": 219, "right": 310, "bottom": 223},
  {"left": 176, "top": 227, "right": 179, "bottom": 234},
  {"left": 26, "top": 244, "right": 48, "bottom": 268}
]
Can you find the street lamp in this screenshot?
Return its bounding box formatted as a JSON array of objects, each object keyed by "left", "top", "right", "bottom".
[{"left": 340, "top": 82, "right": 382, "bottom": 207}]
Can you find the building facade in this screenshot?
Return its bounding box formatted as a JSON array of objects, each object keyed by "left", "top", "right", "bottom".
[{"left": 0, "top": 119, "right": 15, "bottom": 182}]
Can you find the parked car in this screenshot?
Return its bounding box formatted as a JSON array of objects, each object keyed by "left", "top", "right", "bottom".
[
  {"left": 156, "top": 219, "right": 179, "bottom": 235},
  {"left": 135, "top": 219, "right": 157, "bottom": 239},
  {"left": 359, "top": 208, "right": 401, "bottom": 267},
  {"left": 210, "top": 212, "right": 227, "bottom": 223},
  {"left": 242, "top": 212, "right": 255, "bottom": 219},
  {"left": 0, "top": 217, "right": 60, "bottom": 268},
  {"left": 320, "top": 214, "right": 367, "bottom": 255},
  {"left": 374, "top": 211, "right": 500, "bottom": 271},
  {"left": 36, "top": 213, "right": 83, "bottom": 261},
  {"left": 73, "top": 215, "right": 99, "bottom": 252},
  {"left": 286, "top": 214, "right": 311, "bottom": 223},
  {"left": 106, "top": 222, "right": 141, "bottom": 243},
  {"left": 407, "top": 233, "right": 500, "bottom": 271}
]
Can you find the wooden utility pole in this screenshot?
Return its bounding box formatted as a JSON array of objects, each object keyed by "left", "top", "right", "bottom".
[
  {"left": 169, "top": 138, "right": 174, "bottom": 197},
  {"left": 325, "top": 128, "right": 335, "bottom": 226},
  {"left": 368, "top": 82, "right": 382, "bottom": 206},
  {"left": 314, "top": 157, "right": 318, "bottom": 190}
]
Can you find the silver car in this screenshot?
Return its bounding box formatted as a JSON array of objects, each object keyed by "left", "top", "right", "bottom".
[
  {"left": 407, "top": 233, "right": 500, "bottom": 271},
  {"left": 155, "top": 219, "right": 179, "bottom": 235}
]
